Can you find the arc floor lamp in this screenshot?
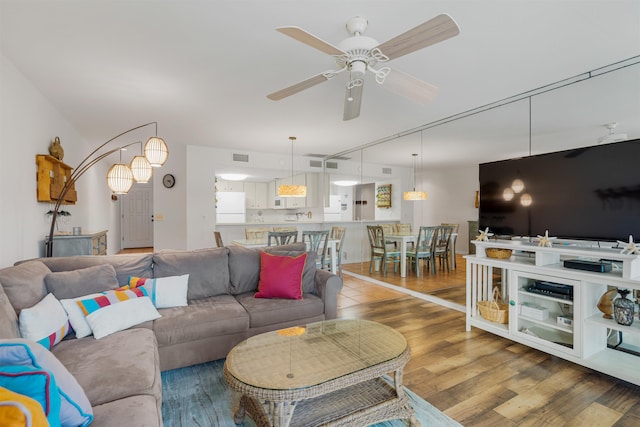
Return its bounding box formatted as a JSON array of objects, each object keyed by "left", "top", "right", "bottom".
[{"left": 45, "top": 122, "right": 168, "bottom": 257}]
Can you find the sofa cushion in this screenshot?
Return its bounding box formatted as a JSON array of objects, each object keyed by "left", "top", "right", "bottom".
[
  {"left": 153, "top": 295, "right": 249, "bottom": 347},
  {"left": 0, "top": 284, "right": 20, "bottom": 339},
  {"left": 0, "top": 261, "right": 51, "bottom": 313},
  {"left": 0, "top": 339, "right": 94, "bottom": 427},
  {"left": 235, "top": 291, "right": 325, "bottom": 328},
  {"left": 153, "top": 248, "right": 230, "bottom": 299},
  {"left": 18, "top": 293, "right": 70, "bottom": 350},
  {"left": 36, "top": 254, "right": 154, "bottom": 287},
  {"left": 227, "top": 245, "right": 261, "bottom": 294},
  {"left": 227, "top": 244, "right": 317, "bottom": 295},
  {"left": 45, "top": 264, "right": 119, "bottom": 300},
  {"left": 91, "top": 395, "right": 161, "bottom": 427},
  {"left": 52, "top": 328, "right": 161, "bottom": 408}
]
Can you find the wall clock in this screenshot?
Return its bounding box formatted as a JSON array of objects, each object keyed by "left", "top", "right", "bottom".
[{"left": 162, "top": 174, "right": 176, "bottom": 188}]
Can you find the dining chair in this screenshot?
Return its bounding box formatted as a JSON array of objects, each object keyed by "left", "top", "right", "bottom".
[
  {"left": 324, "top": 226, "right": 346, "bottom": 275},
  {"left": 380, "top": 223, "right": 398, "bottom": 249},
  {"left": 406, "top": 226, "right": 438, "bottom": 276},
  {"left": 213, "top": 231, "right": 224, "bottom": 248},
  {"left": 302, "top": 230, "right": 329, "bottom": 269},
  {"left": 395, "top": 223, "right": 412, "bottom": 234},
  {"left": 435, "top": 225, "right": 455, "bottom": 272},
  {"left": 366, "top": 225, "right": 401, "bottom": 276},
  {"left": 245, "top": 227, "right": 271, "bottom": 243},
  {"left": 441, "top": 222, "right": 460, "bottom": 269},
  {"left": 273, "top": 226, "right": 298, "bottom": 232},
  {"left": 267, "top": 231, "right": 298, "bottom": 246}
]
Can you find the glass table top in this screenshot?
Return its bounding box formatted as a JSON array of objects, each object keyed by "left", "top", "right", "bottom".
[{"left": 225, "top": 319, "right": 407, "bottom": 390}]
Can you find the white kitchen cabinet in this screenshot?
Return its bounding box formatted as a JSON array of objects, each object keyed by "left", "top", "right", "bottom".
[
  {"left": 245, "top": 182, "right": 268, "bottom": 209},
  {"left": 216, "top": 179, "right": 244, "bottom": 192}
]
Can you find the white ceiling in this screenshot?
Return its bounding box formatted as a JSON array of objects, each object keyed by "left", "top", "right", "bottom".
[{"left": 2, "top": 0, "right": 639, "bottom": 169}]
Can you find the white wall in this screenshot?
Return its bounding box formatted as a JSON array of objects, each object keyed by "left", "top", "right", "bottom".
[
  {"left": 0, "top": 53, "right": 117, "bottom": 267},
  {"left": 186, "top": 145, "right": 216, "bottom": 250},
  {"left": 153, "top": 143, "right": 187, "bottom": 250},
  {"left": 414, "top": 163, "right": 480, "bottom": 255}
]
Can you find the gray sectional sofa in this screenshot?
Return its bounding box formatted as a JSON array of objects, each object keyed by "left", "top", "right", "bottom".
[{"left": 0, "top": 242, "right": 343, "bottom": 427}]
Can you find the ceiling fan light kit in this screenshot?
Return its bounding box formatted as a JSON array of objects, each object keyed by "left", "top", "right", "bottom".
[{"left": 268, "top": 13, "right": 460, "bottom": 120}]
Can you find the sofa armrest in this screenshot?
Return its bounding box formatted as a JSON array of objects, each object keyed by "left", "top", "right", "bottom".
[{"left": 314, "top": 269, "right": 343, "bottom": 320}]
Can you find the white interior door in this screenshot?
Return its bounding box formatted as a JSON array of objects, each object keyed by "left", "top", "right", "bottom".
[{"left": 122, "top": 184, "right": 153, "bottom": 248}]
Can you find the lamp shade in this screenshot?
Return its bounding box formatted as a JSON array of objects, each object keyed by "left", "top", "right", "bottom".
[
  {"left": 130, "top": 155, "right": 153, "bottom": 183},
  {"left": 144, "top": 136, "right": 169, "bottom": 167},
  {"left": 403, "top": 190, "right": 427, "bottom": 201},
  {"left": 278, "top": 184, "right": 307, "bottom": 197},
  {"left": 106, "top": 163, "right": 134, "bottom": 194}
]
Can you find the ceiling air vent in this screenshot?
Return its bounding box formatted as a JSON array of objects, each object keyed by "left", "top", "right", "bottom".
[
  {"left": 382, "top": 167, "right": 392, "bottom": 175},
  {"left": 309, "top": 160, "right": 323, "bottom": 168},
  {"left": 325, "top": 161, "right": 338, "bottom": 169},
  {"left": 232, "top": 153, "right": 249, "bottom": 162}
]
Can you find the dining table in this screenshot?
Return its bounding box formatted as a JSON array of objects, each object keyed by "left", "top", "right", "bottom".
[
  {"left": 231, "top": 238, "right": 340, "bottom": 275},
  {"left": 384, "top": 232, "right": 458, "bottom": 277}
]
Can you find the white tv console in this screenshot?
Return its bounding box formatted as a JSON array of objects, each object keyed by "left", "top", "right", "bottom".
[{"left": 465, "top": 240, "right": 640, "bottom": 386}]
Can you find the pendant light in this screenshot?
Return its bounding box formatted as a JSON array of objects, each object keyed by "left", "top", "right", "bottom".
[
  {"left": 144, "top": 136, "right": 169, "bottom": 167},
  {"left": 129, "top": 142, "right": 153, "bottom": 183},
  {"left": 106, "top": 148, "right": 134, "bottom": 194},
  {"left": 404, "top": 152, "right": 427, "bottom": 201},
  {"left": 278, "top": 136, "right": 307, "bottom": 197}
]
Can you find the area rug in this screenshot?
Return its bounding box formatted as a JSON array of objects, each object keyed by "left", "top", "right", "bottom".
[{"left": 162, "top": 359, "right": 461, "bottom": 426}]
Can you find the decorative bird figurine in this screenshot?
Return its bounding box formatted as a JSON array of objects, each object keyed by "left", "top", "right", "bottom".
[{"left": 49, "top": 136, "right": 64, "bottom": 161}]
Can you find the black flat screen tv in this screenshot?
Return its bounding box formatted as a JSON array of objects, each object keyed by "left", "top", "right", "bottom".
[{"left": 479, "top": 138, "right": 640, "bottom": 242}]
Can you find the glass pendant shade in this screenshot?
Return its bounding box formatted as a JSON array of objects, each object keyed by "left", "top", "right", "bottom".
[
  {"left": 278, "top": 184, "right": 307, "bottom": 197},
  {"left": 106, "top": 163, "right": 134, "bottom": 194},
  {"left": 144, "top": 136, "right": 169, "bottom": 167},
  {"left": 130, "top": 155, "right": 153, "bottom": 183},
  {"left": 277, "top": 136, "right": 307, "bottom": 197},
  {"left": 404, "top": 190, "right": 427, "bottom": 200},
  {"left": 511, "top": 178, "right": 525, "bottom": 193},
  {"left": 403, "top": 153, "right": 426, "bottom": 201}
]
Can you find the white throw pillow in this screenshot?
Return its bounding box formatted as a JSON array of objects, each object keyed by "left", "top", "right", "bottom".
[
  {"left": 18, "top": 293, "right": 70, "bottom": 349},
  {"left": 60, "top": 293, "right": 103, "bottom": 338},
  {"left": 127, "top": 274, "right": 189, "bottom": 308}
]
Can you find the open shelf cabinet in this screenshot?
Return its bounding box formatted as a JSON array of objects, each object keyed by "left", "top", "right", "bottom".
[{"left": 466, "top": 240, "right": 640, "bottom": 386}]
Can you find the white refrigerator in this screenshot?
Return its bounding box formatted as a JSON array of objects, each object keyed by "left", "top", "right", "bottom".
[{"left": 216, "top": 192, "right": 246, "bottom": 223}]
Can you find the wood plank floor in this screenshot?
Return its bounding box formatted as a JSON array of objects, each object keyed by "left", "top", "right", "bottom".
[
  {"left": 339, "top": 275, "right": 640, "bottom": 426},
  {"left": 120, "top": 248, "right": 640, "bottom": 425}
]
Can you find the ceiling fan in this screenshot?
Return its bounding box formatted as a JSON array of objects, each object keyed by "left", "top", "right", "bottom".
[{"left": 267, "top": 14, "right": 460, "bottom": 121}]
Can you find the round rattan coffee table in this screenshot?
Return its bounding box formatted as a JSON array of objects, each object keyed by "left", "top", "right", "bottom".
[{"left": 223, "top": 319, "right": 419, "bottom": 427}]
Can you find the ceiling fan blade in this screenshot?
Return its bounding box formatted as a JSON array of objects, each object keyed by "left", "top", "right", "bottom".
[
  {"left": 376, "top": 14, "right": 460, "bottom": 60},
  {"left": 277, "top": 27, "right": 345, "bottom": 55},
  {"left": 267, "top": 73, "right": 330, "bottom": 101},
  {"left": 343, "top": 83, "right": 363, "bottom": 121},
  {"left": 382, "top": 69, "right": 438, "bottom": 105}
]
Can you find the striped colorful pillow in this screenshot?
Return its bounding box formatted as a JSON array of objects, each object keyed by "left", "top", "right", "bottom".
[
  {"left": 122, "top": 275, "right": 189, "bottom": 308},
  {"left": 75, "top": 289, "right": 160, "bottom": 339},
  {"left": 76, "top": 288, "right": 149, "bottom": 317}
]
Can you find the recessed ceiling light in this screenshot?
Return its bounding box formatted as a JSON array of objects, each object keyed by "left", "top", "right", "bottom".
[{"left": 219, "top": 173, "right": 248, "bottom": 181}]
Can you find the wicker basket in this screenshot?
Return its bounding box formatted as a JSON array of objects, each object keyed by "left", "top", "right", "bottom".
[
  {"left": 485, "top": 248, "right": 513, "bottom": 259},
  {"left": 477, "top": 287, "right": 509, "bottom": 324}
]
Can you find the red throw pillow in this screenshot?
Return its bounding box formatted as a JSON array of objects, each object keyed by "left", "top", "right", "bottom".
[{"left": 255, "top": 252, "right": 307, "bottom": 300}]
